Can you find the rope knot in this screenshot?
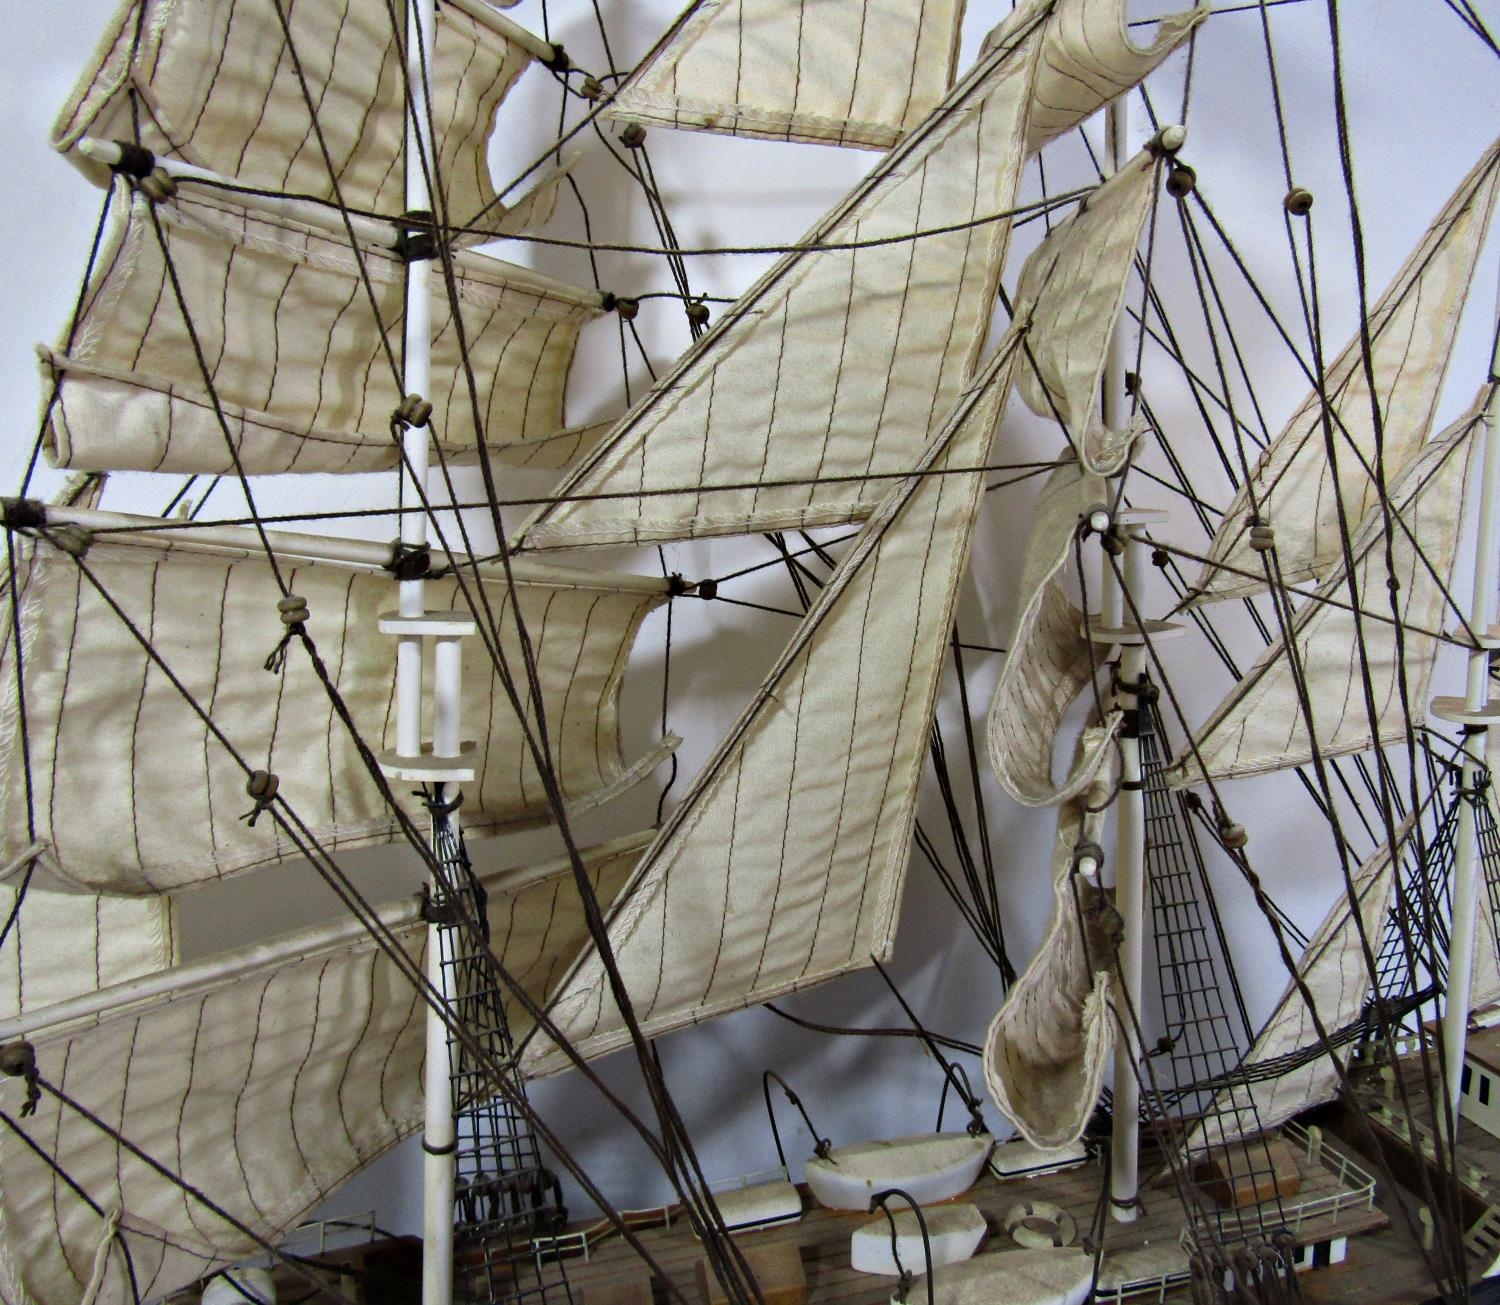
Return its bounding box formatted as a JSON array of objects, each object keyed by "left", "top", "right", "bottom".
[
  {"left": 684, "top": 300, "right": 710, "bottom": 329},
  {"left": 0, "top": 1039, "right": 39, "bottom": 1117},
  {"left": 241, "top": 770, "right": 280, "bottom": 826},
  {"left": 264, "top": 595, "right": 309, "bottom": 672}
]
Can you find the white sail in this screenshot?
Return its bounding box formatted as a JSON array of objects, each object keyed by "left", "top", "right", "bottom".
[
  {"left": 1193, "top": 824, "right": 1407, "bottom": 1148},
  {"left": 1013, "top": 147, "right": 1161, "bottom": 474},
  {"left": 1169, "top": 396, "right": 1481, "bottom": 787},
  {"left": 983, "top": 761, "right": 1115, "bottom": 1148},
  {"left": 1189, "top": 136, "right": 1500, "bottom": 604},
  {"left": 512, "top": 5, "right": 1048, "bottom": 553},
  {"left": 0, "top": 523, "right": 673, "bottom": 895},
  {"left": 521, "top": 336, "right": 1023, "bottom": 1075},
  {"left": 0, "top": 833, "right": 646, "bottom": 1305},
  {"left": 1015, "top": 0, "right": 1206, "bottom": 153},
  {"left": 606, "top": 0, "right": 966, "bottom": 151},
  {"left": 42, "top": 186, "right": 603, "bottom": 477},
  {"left": 514, "top": 0, "right": 1203, "bottom": 554},
  {"left": 52, "top": 0, "right": 561, "bottom": 236},
  {"left": 986, "top": 462, "right": 1121, "bottom": 806},
  {"left": 0, "top": 883, "right": 175, "bottom": 1019}
]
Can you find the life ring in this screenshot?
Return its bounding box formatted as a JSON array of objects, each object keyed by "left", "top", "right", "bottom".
[{"left": 1003, "top": 1199, "right": 1077, "bottom": 1250}]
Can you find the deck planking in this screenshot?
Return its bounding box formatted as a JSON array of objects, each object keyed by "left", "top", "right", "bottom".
[{"left": 552, "top": 1134, "right": 1388, "bottom": 1305}]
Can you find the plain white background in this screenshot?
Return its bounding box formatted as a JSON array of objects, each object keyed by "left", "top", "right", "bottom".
[{"left": 3, "top": 0, "right": 1499, "bottom": 1239}]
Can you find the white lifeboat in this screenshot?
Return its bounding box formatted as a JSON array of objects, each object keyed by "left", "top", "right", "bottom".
[{"left": 804, "top": 1132, "right": 994, "bottom": 1210}]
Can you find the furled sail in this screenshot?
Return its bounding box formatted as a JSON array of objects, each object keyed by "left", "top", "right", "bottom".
[
  {"left": 513, "top": 0, "right": 1202, "bottom": 554},
  {"left": 0, "top": 833, "right": 646, "bottom": 1305},
  {"left": 521, "top": 335, "right": 1024, "bottom": 1075},
  {"left": 606, "top": 0, "right": 966, "bottom": 150},
  {"left": 0, "top": 520, "right": 673, "bottom": 894},
  {"left": 1168, "top": 396, "right": 1481, "bottom": 787},
  {"left": 52, "top": 0, "right": 561, "bottom": 235},
  {"left": 41, "top": 186, "right": 603, "bottom": 477},
  {"left": 1012, "top": 147, "right": 1161, "bottom": 474},
  {"left": 1188, "top": 136, "right": 1500, "bottom": 604},
  {"left": 983, "top": 761, "right": 1116, "bottom": 1148},
  {"left": 986, "top": 461, "right": 1122, "bottom": 806},
  {"left": 1193, "top": 824, "right": 1407, "bottom": 1148},
  {"left": 1015, "top": 0, "right": 1206, "bottom": 153}
]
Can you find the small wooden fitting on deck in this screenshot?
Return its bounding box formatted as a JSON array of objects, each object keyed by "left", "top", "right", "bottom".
[
  {"left": 1193, "top": 1135, "right": 1302, "bottom": 1210},
  {"left": 695, "top": 1242, "right": 806, "bottom": 1305}
]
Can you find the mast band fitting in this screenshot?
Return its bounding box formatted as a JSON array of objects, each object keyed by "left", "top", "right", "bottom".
[
  {"left": 396, "top": 211, "right": 436, "bottom": 262},
  {"left": 388, "top": 543, "right": 431, "bottom": 581},
  {"left": 422, "top": 1136, "right": 458, "bottom": 1156},
  {"left": 2, "top": 497, "right": 46, "bottom": 532},
  {"left": 1119, "top": 778, "right": 1144, "bottom": 792},
  {"left": 110, "top": 141, "right": 157, "bottom": 179},
  {"left": 421, "top": 892, "right": 460, "bottom": 926}
]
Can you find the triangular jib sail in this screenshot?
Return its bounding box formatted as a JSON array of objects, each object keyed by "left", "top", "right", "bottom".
[
  {"left": 522, "top": 334, "right": 1024, "bottom": 1074},
  {"left": 1192, "top": 822, "right": 1410, "bottom": 1148},
  {"left": 1188, "top": 135, "right": 1500, "bottom": 604},
  {"left": 513, "top": 0, "right": 1201, "bottom": 554},
  {"left": 1169, "top": 395, "right": 1482, "bottom": 787},
  {"left": 607, "top": 0, "right": 967, "bottom": 150}
]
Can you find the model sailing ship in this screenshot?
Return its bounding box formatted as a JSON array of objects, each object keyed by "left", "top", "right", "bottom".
[{"left": 0, "top": 0, "right": 1498, "bottom": 1302}]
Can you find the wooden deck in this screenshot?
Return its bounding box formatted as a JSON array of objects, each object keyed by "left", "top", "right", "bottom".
[
  {"left": 544, "top": 1130, "right": 1388, "bottom": 1305},
  {"left": 251, "top": 1122, "right": 1460, "bottom": 1303}
]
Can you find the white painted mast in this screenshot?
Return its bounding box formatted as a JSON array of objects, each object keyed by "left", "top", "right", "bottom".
[
  {"left": 1103, "top": 93, "right": 1145, "bottom": 1226},
  {"left": 1097, "top": 96, "right": 1185, "bottom": 1222},
  {"left": 380, "top": 1, "right": 472, "bottom": 1301},
  {"left": 1433, "top": 268, "right": 1500, "bottom": 1124}
]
